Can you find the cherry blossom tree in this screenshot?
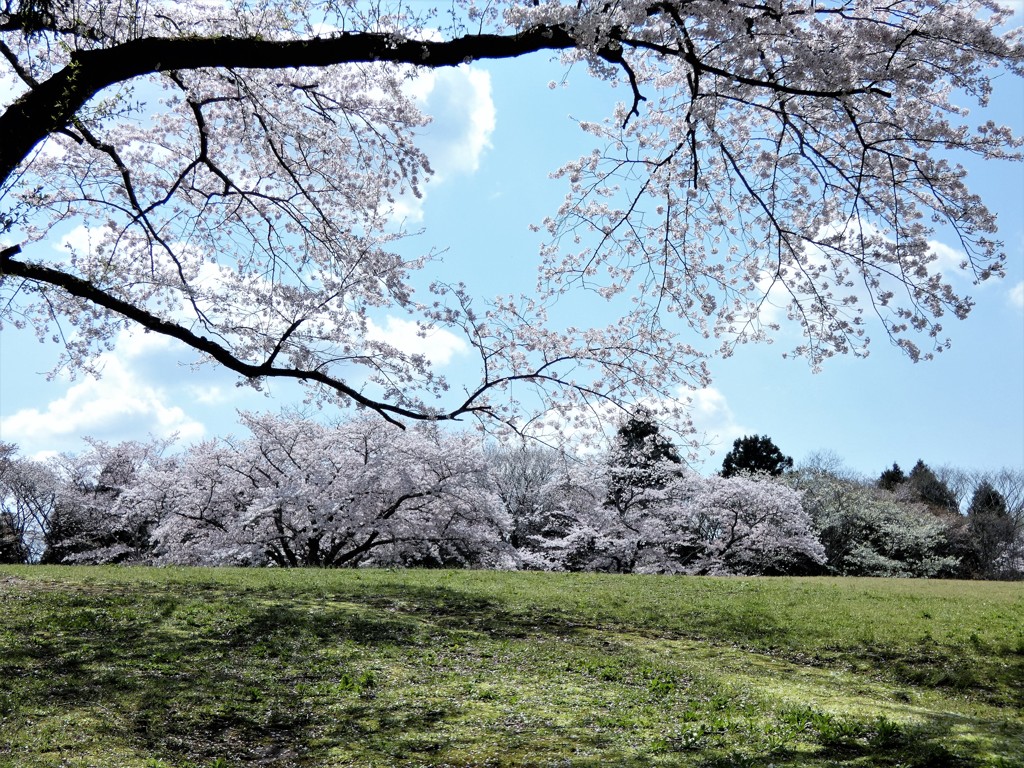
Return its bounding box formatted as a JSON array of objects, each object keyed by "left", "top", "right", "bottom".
[
  {"left": 41, "top": 436, "right": 173, "bottom": 563},
  {"left": 0, "top": 442, "right": 59, "bottom": 561},
  {"left": 485, "top": 441, "right": 585, "bottom": 561},
  {"left": 664, "top": 473, "right": 825, "bottom": 575},
  {"left": 136, "top": 412, "right": 511, "bottom": 567},
  {"left": 1, "top": 1, "right": 1020, "bottom": 437},
  {"left": 530, "top": 458, "right": 823, "bottom": 574},
  {"left": 522, "top": 456, "right": 639, "bottom": 571}
]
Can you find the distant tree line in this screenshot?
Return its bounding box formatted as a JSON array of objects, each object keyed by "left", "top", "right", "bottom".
[{"left": 1, "top": 414, "right": 1021, "bottom": 579}]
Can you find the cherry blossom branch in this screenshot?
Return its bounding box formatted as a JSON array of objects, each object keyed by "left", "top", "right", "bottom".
[
  {"left": 0, "top": 246, "right": 428, "bottom": 425},
  {"left": 3, "top": 245, "right": 662, "bottom": 430},
  {"left": 1, "top": 0, "right": 1020, "bottom": 438},
  {"left": 0, "top": 26, "right": 580, "bottom": 183}
]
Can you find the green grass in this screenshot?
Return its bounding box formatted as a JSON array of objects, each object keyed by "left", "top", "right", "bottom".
[{"left": 0, "top": 567, "right": 1021, "bottom": 767}]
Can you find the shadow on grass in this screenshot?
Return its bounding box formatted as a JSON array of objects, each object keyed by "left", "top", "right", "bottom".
[
  {"left": 0, "top": 576, "right": 1021, "bottom": 767},
  {"left": 0, "top": 591, "right": 423, "bottom": 765},
  {"left": 314, "top": 578, "right": 1024, "bottom": 710},
  {"left": 2, "top": 584, "right": 617, "bottom": 766}
]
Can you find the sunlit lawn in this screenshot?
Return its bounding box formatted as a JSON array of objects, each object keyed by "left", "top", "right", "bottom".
[{"left": 0, "top": 566, "right": 1021, "bottom": 767}]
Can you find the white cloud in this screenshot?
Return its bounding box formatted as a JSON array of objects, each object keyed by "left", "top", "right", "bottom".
[
  {"left": 1010, "top": 280, "right": 1024, "bottom": 310},
  {"left": 414, "top": 66, "right": 495, "bottom": 179},
  {"left": 1, "top": 329, "right": 206, "bottom": 456},
  {"left": 58, "top": 225, "right": 96, "bottom": 255},
  {"left": 688, "top": 387, "right": 746, "bottom": 461},
  {"left": 185, "top": 384, "right": 233, "bottom": 405},
  {"left": 927, "top": 239, "right": 968, "bottom": 278},
  {"left": 395, "top": 65, "right": 496, "bottom": 221},
  {"left": 366, "top": 316, "right": 468, "bottom": 365}
]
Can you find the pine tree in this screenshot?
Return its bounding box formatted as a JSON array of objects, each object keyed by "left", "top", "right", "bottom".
[
  {"left": 721, "top": 435, "right": 793, "bottom": 478},
  {"left": 606, "top": 408, "right": 681, "bottom": 511},
  {"left": 878, "top": 463, "right": 906, "bottom": 491},
  {"left": 908, "top": 460, "right": 958, "bottom": 513}
]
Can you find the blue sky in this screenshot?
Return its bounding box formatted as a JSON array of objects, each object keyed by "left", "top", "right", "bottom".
[{"left": 1, "top": 8, "right": 1022, "bottom": 478}]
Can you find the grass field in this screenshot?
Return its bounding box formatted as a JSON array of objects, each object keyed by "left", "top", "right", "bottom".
[{"left": 0, "top": 567, "right": 1021, "bottom": 767}]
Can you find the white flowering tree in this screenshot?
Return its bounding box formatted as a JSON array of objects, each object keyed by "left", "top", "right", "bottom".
[
  {"left": 524, "top": 456, "right": 639, "bottom": 571},
  {"left": 485, "top": 442, "right": 586, "bottom": 560},
  {"left": 791, "top": 468, "right": 961, "bottom": 577},
  {"left": 135, "top": 412, "right": 511, "bottom": 567},
  {"left": 533, "top": 460, "right": 824, "bottom": 575},
  {"left": 664, "top": 473, "right": 825, "bottom": 575},
  {"left": 0, "top": 441, "right": 60, "bottom": 562},
  {"left": 41, "top": 436, "right": 173, "bottom": 563},
  {"left": 1, "top": 1, "right": 1020, "bottom": 435}
]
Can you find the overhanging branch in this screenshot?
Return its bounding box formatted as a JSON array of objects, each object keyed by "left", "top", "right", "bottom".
[
  {"left": 0, "top": 26, "right": 579, "bottom": 183},
  {"left": 0, "top": 246, "right": 462, "bottom": 426}
]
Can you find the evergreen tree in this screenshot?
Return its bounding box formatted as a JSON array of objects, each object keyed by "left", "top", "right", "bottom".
[
  {"left": 606, "top": 409, "right": 681, "bottom": 511},
  {"left": 721, "top": 435, "right": 793, "bottom": 478},
  {"left": 969, "top": 481, "right": 1008, "bottom": 518},
  {"left": 878, "top": 463, "right": 906, "bottom": 491},
  {"left": 908, "top": 460, "right": 958, "bottom": 513},
  {"left": 965, "top": 481, "right": 1015, "bottom": 578}
]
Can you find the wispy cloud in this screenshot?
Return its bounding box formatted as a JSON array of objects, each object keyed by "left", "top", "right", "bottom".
[
  {"left": 1010, "top": 280, "right": 1024, "bottom": 310},
  {"left": 1, "top": 330, "right": 206, "bottom": 458},
  {"left": 394, "top": 65, "right": 496, "bottom": 222},
  {"left": 927, "top": 239, "right": 969, "bottom": 278},
  {"left": 366, "top": 316, "right": 468, "bottom": 365},
  {"left": 688, "top": 387, "right": 747, "bottom": 467}
]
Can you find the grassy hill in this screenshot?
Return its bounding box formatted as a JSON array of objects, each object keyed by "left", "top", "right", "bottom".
[{"left": 0, "top": 566, "right": 1021, "bottom": 767}]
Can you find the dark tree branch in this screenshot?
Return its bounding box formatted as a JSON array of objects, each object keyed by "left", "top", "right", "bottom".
[
  {"left": 0, "top": 247, "right": 449, "bottom": 426},
  {"left": 0, "top": 26, "right": 580, "bottom": 183},
  {"left": 0, "top": 17, "right": 897, "bottom": 186},
  {"left": 598, "top": 43, "right": 647, "bottom": 127}
]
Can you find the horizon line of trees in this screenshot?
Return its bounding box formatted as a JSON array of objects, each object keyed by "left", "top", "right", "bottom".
[{"left": 1, "top": 413, "right": 1021, "bottom": 579}]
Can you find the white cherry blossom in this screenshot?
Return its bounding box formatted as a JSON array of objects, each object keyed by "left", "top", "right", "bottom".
[{"left": 1, "top": 0, "right": 1019, "bottom": 435}]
